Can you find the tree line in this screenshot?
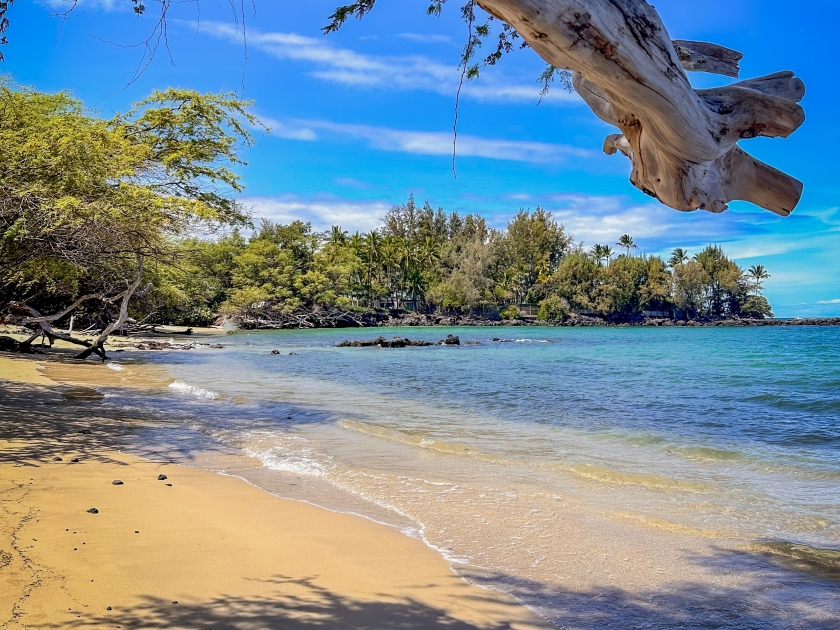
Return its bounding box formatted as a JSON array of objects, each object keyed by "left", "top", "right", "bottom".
[{"left": 153, "top": 195, "right": 774, "bottom": 325}]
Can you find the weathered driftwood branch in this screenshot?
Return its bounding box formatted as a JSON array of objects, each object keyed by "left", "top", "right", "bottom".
[
  {"left": 477, "top": 0, "right": 805, "bottom": 215},
  {"left": 76, "top": 255, "right": 145, "bottom": 360}
]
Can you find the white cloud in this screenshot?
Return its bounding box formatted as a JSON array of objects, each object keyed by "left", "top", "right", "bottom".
[
  {"left": 539, "top": 193, "right": 681, "bottom": 244},
  {"left": 818, "top": 299, "right": 840, "bottom": 305},
  {"left": 261, "top": 116, "right": 594, "bottom": 164},
  {"left": 396, "top": 33, "right": 453, "bottom": 44},
  {"left": 195, "top": 22, "right": 581, "bottom": 105},
  {"left": 243, "top": 196, "right": 389, "bottom": 233},
  {"left": 268, "top": 120, "right": 318, "bottom": 141}
]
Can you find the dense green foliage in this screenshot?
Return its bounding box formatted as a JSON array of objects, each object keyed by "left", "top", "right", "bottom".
[
  {"left": 0, "top": 79, "right": 259, "bottom": 351},
  {"left": 153, "top": 195, "right": 774, "bottom": 324}
]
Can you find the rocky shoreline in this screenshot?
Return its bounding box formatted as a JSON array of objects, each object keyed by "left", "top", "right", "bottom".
[{"left": 231, "top": 309, "right": 840, "bottom": 330}]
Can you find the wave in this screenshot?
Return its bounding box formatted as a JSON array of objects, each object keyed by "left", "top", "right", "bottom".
[
  {"left": 105, "top": 362, "right": 124, "bottom": 372},
  {"left": 167, "top": 380, "right": 221, "bottom": 400},
  {"left": 245, "top": 446, "right": 329, "bottom": 478}
]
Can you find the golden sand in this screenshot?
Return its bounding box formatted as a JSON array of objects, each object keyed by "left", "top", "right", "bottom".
[{"left": 0, "top": 356, "right": 550, "bottom": 629}]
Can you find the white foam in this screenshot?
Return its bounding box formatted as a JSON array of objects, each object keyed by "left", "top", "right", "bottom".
[
  {"left": 106, "top": 362, "right": 123, "bottom": 372},
  {"left": 515, "top": 339, "right": 550, "bottom": 343},
  {"left": 168, "top": 380, "right": 221, "bottom": 400},
  {"left": 246, "top": 447, "right": 328, "bottom": 478}
]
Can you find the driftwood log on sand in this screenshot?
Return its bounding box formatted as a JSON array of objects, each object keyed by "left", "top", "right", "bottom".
[{"left": 478, "top": 0, "right": 805, "bottom": 215}]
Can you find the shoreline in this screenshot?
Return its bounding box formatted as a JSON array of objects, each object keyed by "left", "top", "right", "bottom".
[
  {"left": 0, "top": 355, "right": 552, "bottom": 629},
  {"left": 229, "top": 310, "right": 840, "bottom": 331}
]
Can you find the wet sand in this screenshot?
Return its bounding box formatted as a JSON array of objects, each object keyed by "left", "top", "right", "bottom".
[{"left": 0, "top": 356, "right": 551, "bottom": 630}]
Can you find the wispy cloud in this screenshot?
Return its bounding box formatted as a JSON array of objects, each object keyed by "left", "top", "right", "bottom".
[
  {"left": 194, "top": 22, "right": 580, "bottom": 105},
  {"left": 396, "top": 33, "right": 453, "bottom": 44},
  {"left": 243, "top": 195, "right": 389, "bottom": 233},
  {"left": 261, "top": 116, "right": 594, "bottom": 164},
  {"left": 817, "top": 299, "right": 840, "bottom": 304}
]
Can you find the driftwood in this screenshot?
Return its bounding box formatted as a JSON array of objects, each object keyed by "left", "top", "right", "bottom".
[{"left": 477, "top": 0, "right": 805, "bottom": 215}]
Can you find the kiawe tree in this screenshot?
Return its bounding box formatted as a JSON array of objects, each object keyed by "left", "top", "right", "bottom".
[{"left": 0, "top": 80, "right": 261, "bottom": 359}]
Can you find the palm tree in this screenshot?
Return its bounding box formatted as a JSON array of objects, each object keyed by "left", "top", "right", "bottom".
[
  {"left": 328, "top": 225, "right": 348, "bottom": 246},
  {"left": 668, "top": 247, "right": 689, "bottom": 267},
  {"left": 748, "top": 264, "right": 770, "bottom": 294},
  {"left": 419, "top": 237, "right": 441, "bottom": 269},
  {"left": 590, "top": 244, "right": 614, "bottom": 266},
  {"left": 617, "top": 234, "right": 637, "bottom": 257}
]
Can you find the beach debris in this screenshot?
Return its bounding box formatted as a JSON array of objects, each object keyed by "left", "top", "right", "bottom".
[
  {"left": 439, "top": 334, "right": 460, "bottom": 346},
  {"left": 112, "top": 479, "right": 124, "bottom": 485},
  {"left": 86, "top": 508, "right": 99, "bottom": 514},
  {"left": 166, "top": 483, "right": 172, "bottom": 486},
  {"left": 270, "top": 349, "right": 280, "bottom": 355},
  {"left": 106, "top": 607, "right": 112, "bottom": 611},
  {"left": 135, "top": 531, "right": 139, "bottom": 533},
  {"left": 158, "top": 474, "right": 168, "bottom": 481},
  {"left": 52, "top": 457, "right": 62, "bottom": 462},
  {"left": 337, "top": 336, "right": 433, "bottom": 348}
]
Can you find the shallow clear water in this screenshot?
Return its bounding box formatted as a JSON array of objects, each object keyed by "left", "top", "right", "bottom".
[{"left": 102, "top": 326, "right": 840, "bottom": 628}]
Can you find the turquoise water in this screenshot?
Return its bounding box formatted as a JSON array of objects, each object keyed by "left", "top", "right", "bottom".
[{"left": 107, "top": 326, "right": 840, "bottom": 628}]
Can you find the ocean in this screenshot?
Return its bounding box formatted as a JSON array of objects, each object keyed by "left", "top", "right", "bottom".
[{"left": 96, "top": 326, "right": 840, "bottom": 629}]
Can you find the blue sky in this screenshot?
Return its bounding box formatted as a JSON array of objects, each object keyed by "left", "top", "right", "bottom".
[{"left": 8, "top": 0, "right": 840, "bottom": 316}]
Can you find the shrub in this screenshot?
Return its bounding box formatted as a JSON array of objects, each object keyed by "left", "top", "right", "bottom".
[
  {"left": 537, "top": 295, "right": 570, "bottom": 322},
  {"left": 499, "top": 305, "right": 520, "bottom": 320},
  {"left": 739, "top": 295, "right": 774, "bottom": 318}
]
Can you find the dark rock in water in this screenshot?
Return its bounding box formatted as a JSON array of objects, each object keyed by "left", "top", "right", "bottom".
[
  {"left": 491, "top": 337, "right": 501, "bottom": 342},
  {"left": 270, "top": 349, "right": 280, "bottom": 355},
  {"left": 79, "top": 429, "right": 91, "bottom": 435},
  {"left": 158, "top": 474, "right": 168, "bottom": 481},
  {"left": 464, "top": 341, "right": 481, "bottom": 345},
  {"left": 289, "top": 352, "right": 299, "bottom": 355},
  {"left": 112, "top": 480, "right": 124, "bottom": 485},
  {"left": 52, "top": 457, "right": 62, "bottom": 462},
  {"left": 337, "top": 336, "right": 434, "bottom": 348},
  {"left": 87, "top": 507, "right": 99, "bottom": 514},
  {"left": 71, "top": 458, "right": 80, "bottom": 463},
  {"left": 209, "top": 344, "right": 225, "bottom": 349},
  {"left": 439, "top": 334, "right": 460, "bottom": 346}
]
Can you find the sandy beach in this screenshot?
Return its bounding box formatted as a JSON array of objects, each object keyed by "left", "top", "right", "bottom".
[{"left": 0, "top": 355, "right": 551, "bottom": 630}]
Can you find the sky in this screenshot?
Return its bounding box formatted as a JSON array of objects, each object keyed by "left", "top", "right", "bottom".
[{"left": 7, "top": 0, "right": 840, "bottom": 316}]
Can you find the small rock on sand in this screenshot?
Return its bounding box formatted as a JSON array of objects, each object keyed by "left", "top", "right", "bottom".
[
  {"left": 87, "top": 508, "right": 99, "bottom": 514},
  {"left": 158, "top": 474, "right": 168, "bottom": 480},
  {"left": 52, "top": 457, "right": 62, "bottom": 462},
  {"left": 112, "top": 480, "right": 124, "bottom": 485}
]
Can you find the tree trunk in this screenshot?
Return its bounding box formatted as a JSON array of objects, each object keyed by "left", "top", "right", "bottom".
[
  {"left": 476, "top": 0, "right": 805, "bottom": 215},
  {"left": 76, "top": 255, "right": 145, "bottom": 360}
]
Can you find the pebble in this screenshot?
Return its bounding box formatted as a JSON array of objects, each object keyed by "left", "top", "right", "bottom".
[
  {"left": 166, "top": 483, "right": 172, "bottom": 487},
  {"left": 107, "top": 606, "right": 112, "bottom": 611},
  {"left": 87, "top": 508, "right": 99, "bottom": 514},
  {"left": 71, "top": 459, "right": 80, "bottom": 463},
  {"left": 158, "top": 474, "right": 168, "bottom": 481},
  {"left": 112, "top": 480, "right": 124, "bottom": 485},
  {"left": 52, "top": 457, "right": 62, "bottom": 462}
]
